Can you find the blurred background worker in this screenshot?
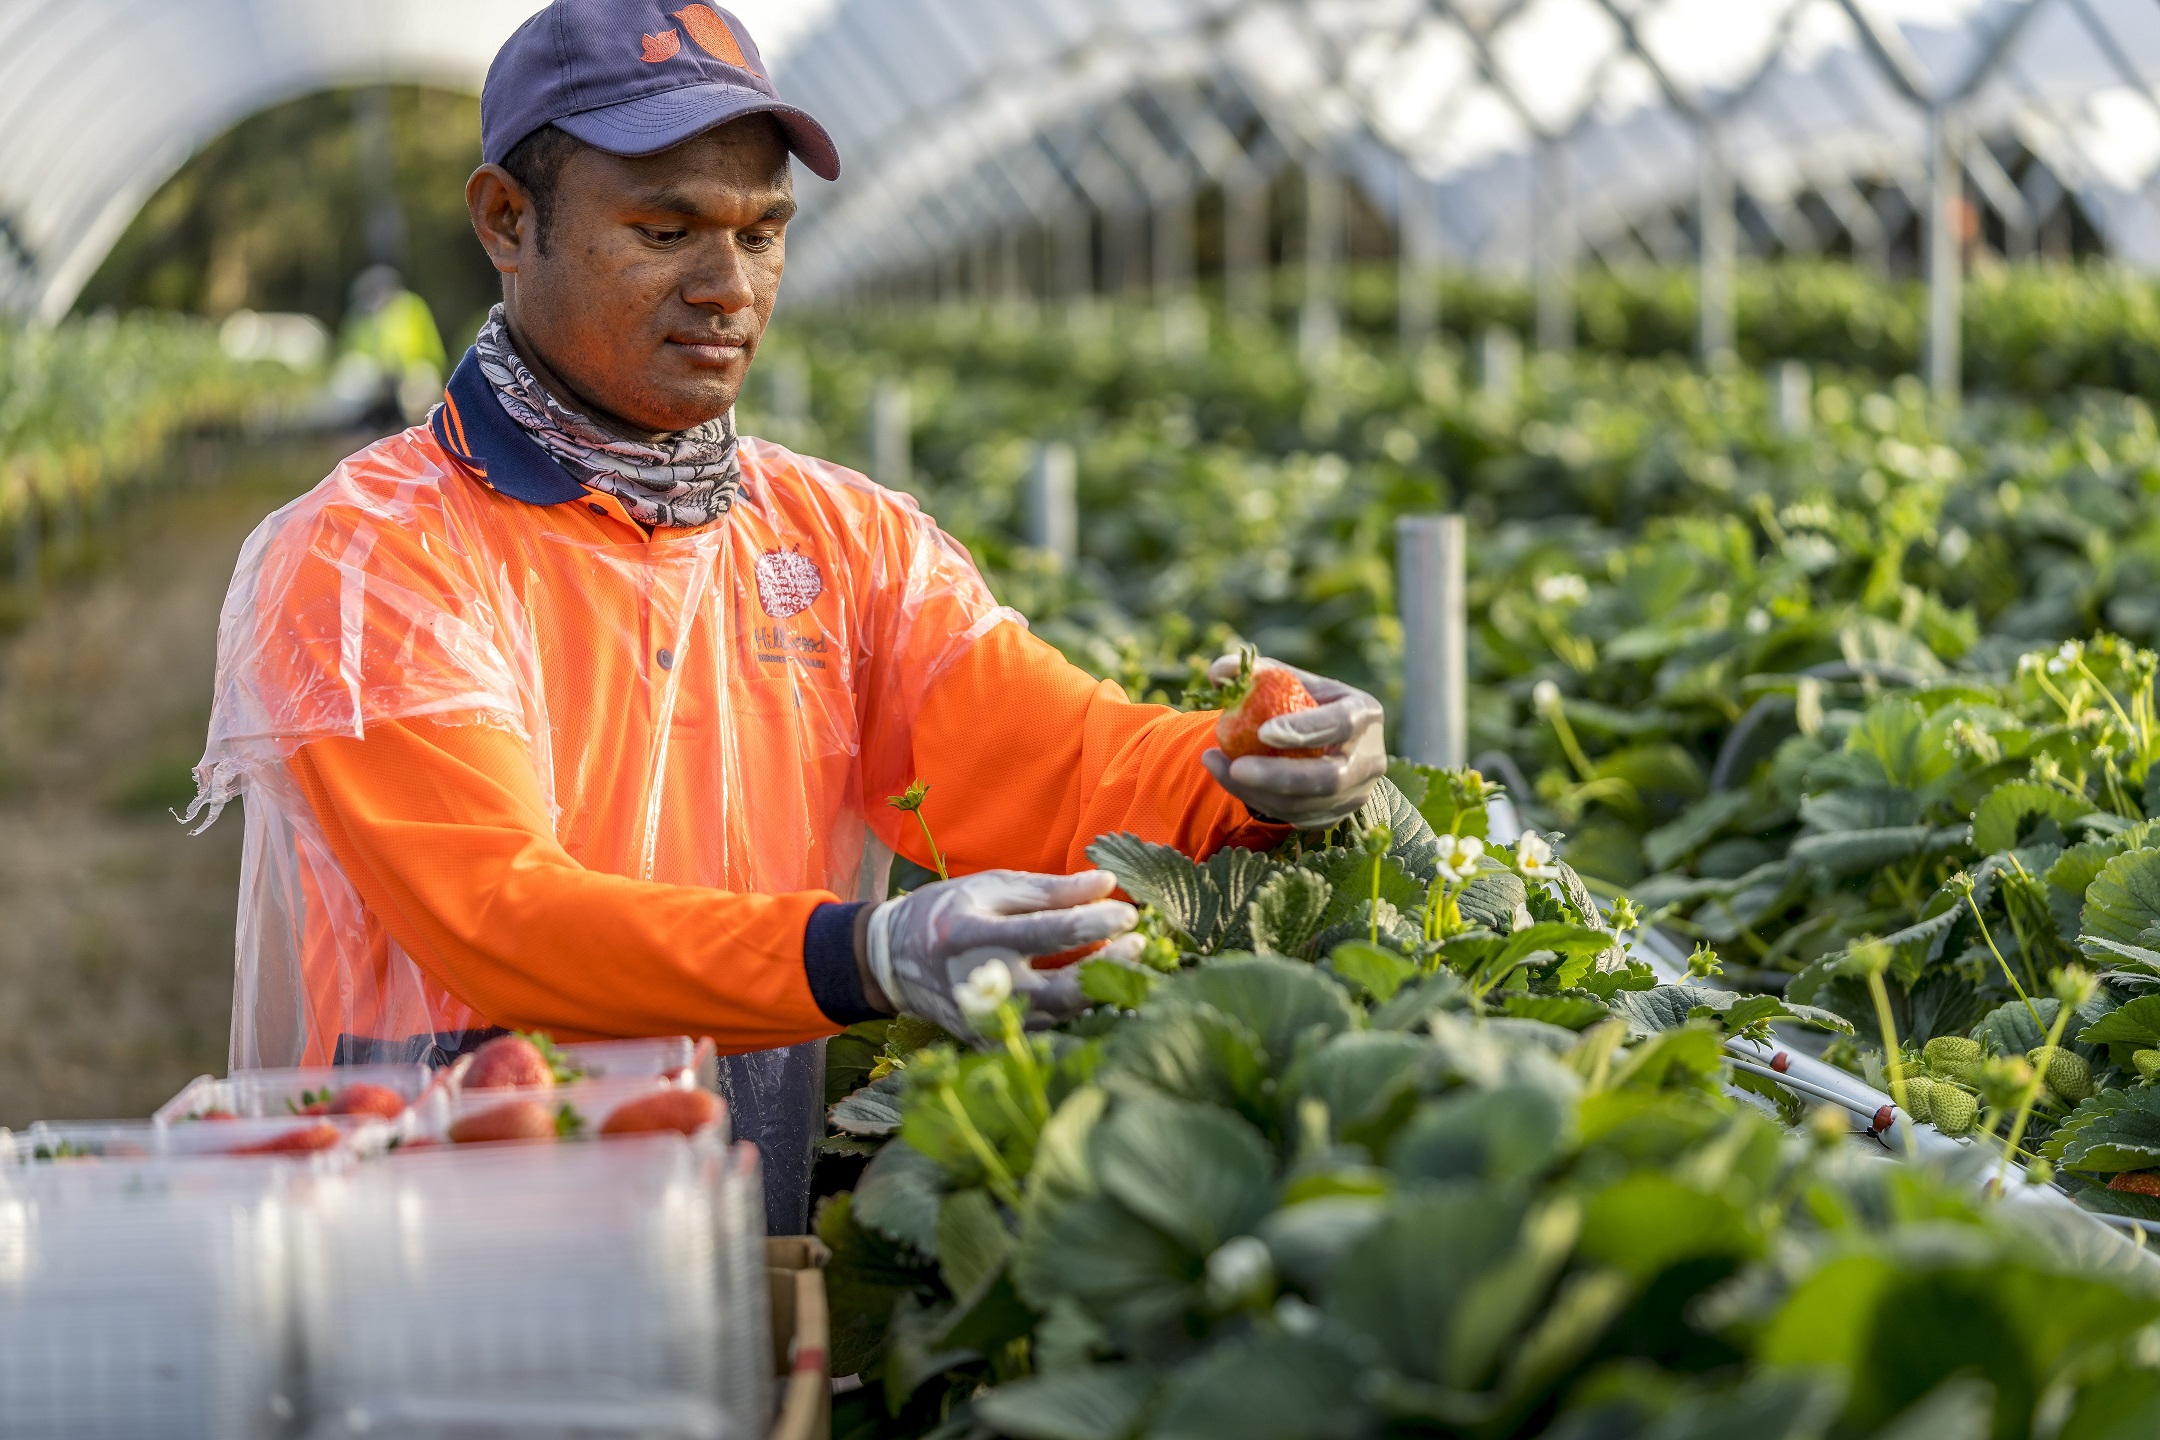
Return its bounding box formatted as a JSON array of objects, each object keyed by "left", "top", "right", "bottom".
[{"left": 326, "top": 264, "right": 446, "bottom": 429}]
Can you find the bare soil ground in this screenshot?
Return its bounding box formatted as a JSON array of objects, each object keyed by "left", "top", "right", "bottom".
[{"left": 0, "top": 439, "right": 344, "bottom": 1125}]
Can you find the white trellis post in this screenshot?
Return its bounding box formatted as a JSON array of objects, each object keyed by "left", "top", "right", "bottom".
[
  {"left": 1926, "top": 107, "right": 1963, "bottom": 405},
  {"left": 1698, "top": 122, "right": 1738, "bottom": 370},
  {"left": 1397, "top": 514, "right": 1467, "bottom": 769},
  {"left": 1300, "top": 160, "right": 1342, "bottom": 366},
  {"left": 1026, "top": 442, "right": 1078, "bottom": 567},
  {"left": 870, "top": 382, "right": 911, "bottom": 488}
]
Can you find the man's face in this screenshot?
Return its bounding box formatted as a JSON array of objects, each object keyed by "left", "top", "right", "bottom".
[{"left": 472, "top": 118, "right": 794, "bottom": 435}]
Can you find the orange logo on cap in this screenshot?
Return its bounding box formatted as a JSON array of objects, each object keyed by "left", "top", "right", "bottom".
[
  {"left": 672, "top": 5, "right": 761, "bottom": 75},
  {"left": 641, "top": 29, "right": 681, "bottom": 62}
]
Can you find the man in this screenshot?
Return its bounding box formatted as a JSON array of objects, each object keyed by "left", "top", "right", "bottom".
[{"left": 194, "top": 0, "right": 1385, "bottom": 1230}]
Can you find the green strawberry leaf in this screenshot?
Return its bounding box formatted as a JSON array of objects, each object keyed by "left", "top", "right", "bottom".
[
  {"left": 1248, "top": 868, "right": 1332, "bottom": 956},
  {"left": 1972, "top": 780, "right": 2096, "bottom": 854},
  {"left": 1079, "top": 958, "right": 1157, "bottom": 1011},
  {"left": 2082, "top": 847, "right": 2160, "bottom": 952},
  {"left": 1156, "top": 955, "right": 1358, "bottom": 1069},
  {"left": 974, "top": 1364, "right": 1160, "bottom": 1440},
  {"left": 831, "top": 1072, "right": 907, "bottom": 1137},
  {"left": 854, "top": 1139, "right": 945, "bottom": 1258},
  {"left": 1326, "top": 939, "right": 1418, "bottom": 1003},
  {"left": 1088, "top": 832, "right": 1222, "bottom": 945}
]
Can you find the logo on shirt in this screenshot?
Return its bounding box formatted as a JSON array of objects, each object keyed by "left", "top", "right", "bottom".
[{"left": 755, "top": 548, "right": 824, "bottom": 619}]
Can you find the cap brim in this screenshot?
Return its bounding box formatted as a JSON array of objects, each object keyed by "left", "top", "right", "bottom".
[{"left": 555, "top": 84, "right": 840, "bottom": 181}]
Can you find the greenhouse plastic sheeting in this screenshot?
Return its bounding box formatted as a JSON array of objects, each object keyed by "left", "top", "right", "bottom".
[
  {"left": 190, "top": 415, "right": 1013, "bottom": 1229},
  {"left": 769, "top": 0, "right": 2160, "bottom": 292}
]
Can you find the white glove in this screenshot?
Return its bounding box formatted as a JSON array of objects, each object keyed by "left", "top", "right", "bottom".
[
  {"left": 866, "top": 869, "right": 1144, "bottom": 1040},
  {"left": 1199, "top": 655, "right": 1388, "bottom": 830}
]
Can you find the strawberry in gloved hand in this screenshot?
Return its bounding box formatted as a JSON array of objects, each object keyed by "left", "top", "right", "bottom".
[{"left": 1200, "top": 650, "right": 1386, "bottom": 830}]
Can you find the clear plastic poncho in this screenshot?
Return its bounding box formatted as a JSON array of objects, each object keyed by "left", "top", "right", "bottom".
[{"left": 192, "top": 422, "right": 1013, "bottom": 1230}]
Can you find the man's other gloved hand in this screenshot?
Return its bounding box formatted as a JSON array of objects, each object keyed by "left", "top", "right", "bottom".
[
  {"left": 1200, "top": 655, "right": 1387, "bottom": 829},
  {"left": 864, "top": 869, "right": 1143, "bottom": 1040}
]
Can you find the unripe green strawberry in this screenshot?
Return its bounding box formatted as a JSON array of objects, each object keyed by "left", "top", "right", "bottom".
[
  {"left": 1923, "top": 1036, "right": 1982, "bottom": 1078},
  {"left": 2028, "top": 1046, "right": 2095, "bottom": 1103},
  {"left": 2136, "top": 1050, "right": 2160, "bottom": 1084},
  {"left": 1900, "top": 1074, "right": 1936, "bottom": 1123},
  {"left": 1930, "top": 1085, "right": 1979, "bottom": 1137}
]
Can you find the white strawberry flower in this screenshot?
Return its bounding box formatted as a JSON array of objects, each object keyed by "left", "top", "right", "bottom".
[
  {"left": 1204, "top": 1235, "right": 1275, "bottom": 1309},
  {"left": 2047, "top": 639, "right": 2082, "bottom": 676},
  {"left": 1532, "top": 679, "right": 1562, "bottom": 714},
  {"left": 1535, "top": 572, "right": 1588, "bottom": 605},
  {"left": 1436, "top": 834, "right": 1485, "bottom": 884},
  {"left": 955, "top": 960, "right": 1013, "bottom": 1022},
  {"left": 1515, "top": 831, "right": 1560, "bottom": 879}
]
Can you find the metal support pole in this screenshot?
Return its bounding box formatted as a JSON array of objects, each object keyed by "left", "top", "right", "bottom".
[
  {"left": 1481, "top": 326, "right": 1521, "bottom": 404},
  {"left": 768, "top": 353, "right": 810, "bottom": 433},
  {"left": 1397, "top": 515, "right": 1467, "bottom": 769},
  {"left": 1225, "top": 180, "right": 1269, "bottom": 323},
  {"left": 1300, "top": 161, "right": 1342, "bottom": 366},
  {"left": 1927, "top": 108, "right": 1962, "bottom": 405},
  {"left": 1152, "top": 193, "right": 1195, "bottom": 301},
  {"left": 870, "top": 382, "right": 911, "bottom": 488},
  {"left": 1532, "top": 139, "right": 1574, "bottom": 353},
  {"left": 1025, "top": 441, "right": 1078, "bottom": 567},
  {"left": 1775, "top": 360, "right": 1811, "bottom": 436},
  {"left": 1056, "top": 210, "right": 1093, "bottom": 299},
  {"left": 1698, "top": 124, "right": 1737, "bottom": 371},
  {"left": 1398, "top": 164, "right": 1440, "bottom": 352}
]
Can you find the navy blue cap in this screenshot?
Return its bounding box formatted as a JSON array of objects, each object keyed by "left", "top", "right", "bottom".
[{"left": 482, "top": 1, "right": 839, "bottom": 181}]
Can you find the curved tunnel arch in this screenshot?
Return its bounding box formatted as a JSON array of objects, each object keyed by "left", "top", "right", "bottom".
[{"left": 0, "top": 0, "right": 546, "bottom": 323}]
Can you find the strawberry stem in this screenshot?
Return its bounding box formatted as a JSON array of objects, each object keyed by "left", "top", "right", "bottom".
[{"left": 887, "top": 780, "right": 949, "bottom": 882}]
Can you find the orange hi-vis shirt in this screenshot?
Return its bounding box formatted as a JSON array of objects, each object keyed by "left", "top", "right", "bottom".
[{"left": 195, "top": 346, "right": 1283, "bottom": 1077}]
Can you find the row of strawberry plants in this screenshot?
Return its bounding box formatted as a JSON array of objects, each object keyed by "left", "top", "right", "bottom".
[
  {"left": 1325, "top": 259, "right": 2160, "bottom": 396},
  {"left": 757, "top": 298, "right": 2160, "bottom": 890},
  {"left": 0, "top": 313, "right": 301, "bottom": 563},
  {"left": 816, "top": 765, "right": 2160, "bottom": 1440}
]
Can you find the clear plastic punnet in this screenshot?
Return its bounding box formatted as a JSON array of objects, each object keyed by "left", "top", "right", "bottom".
[
  {"left": 295, "top": 1132, "right": 768, "bottom": 1437},
  {"left": 154, "top": 1061, "right": 450, "bottom": 1135},
  {"left": 0, "top": 1157, "right": 300, "bottom": 1438},
  {"left": 556, "top": 1035, "right": 718, "bottom": 1086},
  {"left": 191, "top": 424, "right": 1013, "bottom": 1227},
  {"left": 417, "top": 1073, "right": 725, "bottom": 1149},
  {"left": 10, "top": 1115, "right": 394, "bottom": 1165}
]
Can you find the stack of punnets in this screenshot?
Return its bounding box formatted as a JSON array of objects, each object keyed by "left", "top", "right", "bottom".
[{"left": 0, "top": 1035, "right": 770, "bottom": 1440}]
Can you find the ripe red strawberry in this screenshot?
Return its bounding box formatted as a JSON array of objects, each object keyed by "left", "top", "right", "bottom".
[
  {"left": 1214, "top": 656, "right": 1324, "bottom": 760},
  {"left": 2109, "top": 1171, "right": 2160, "bottom": 1197},
  {"left": 600, "top": 1088, "right": 722, "bottom": 1137},
  {"left": 196, "top": 1108, "right": 236, "bottom": 1122},
  {"left": 329, "top": 1083, "right": 407, "bottom": 1119},
  {"left": 448, "top": 1100, "right": 556, "bottom": 1144},
  {"left": 1033, "top": 939, "right": 1108, "bottom": 970},
  {"left": 231, "top": 1122, "right": 341, "bottom": 1155},
  {"left": 464, "top": 1035, "right": 554, "bottom": 1090}
]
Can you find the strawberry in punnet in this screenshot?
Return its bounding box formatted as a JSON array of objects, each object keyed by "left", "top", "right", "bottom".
[
  {"left": 448, "top": 1100, "right": 556, "bottom": 1144},
  {"left": 1213, "top": 650, "right": 1325, "bottom": 760},
  {"left": 600, "top": 1088, "right": 722, "bottom": 1137},
  {"left": 328, "top": 1083, "right": 407, "bottom": 1119},
  {"left": 464, "top": 1034, "right": 554, "bottom": 1090},
  {"left": 231, "top": 1122, "right": 341, "bottom": 1155}
]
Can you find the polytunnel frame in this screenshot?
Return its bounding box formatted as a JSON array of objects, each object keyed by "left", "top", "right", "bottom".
[{"left": 773, "top": 0, "right": 2160, "bottom": 402}]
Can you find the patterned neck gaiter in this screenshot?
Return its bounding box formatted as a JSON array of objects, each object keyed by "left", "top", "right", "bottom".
[{"left": 472, "top": 304, "right": 743, "bottom": 528}]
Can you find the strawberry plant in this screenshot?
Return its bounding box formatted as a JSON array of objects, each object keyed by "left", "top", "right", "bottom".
[{"left": 816, "top": 772, "right": 2160, "bottom": 1440}]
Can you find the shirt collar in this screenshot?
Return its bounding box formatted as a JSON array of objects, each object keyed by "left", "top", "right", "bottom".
[{"left": 429, "top": 345, "right": 588, "bottom": 506}]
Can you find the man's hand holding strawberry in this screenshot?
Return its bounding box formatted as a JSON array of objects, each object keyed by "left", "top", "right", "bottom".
[{"left": 1199, "top": 651, "right": 1387, "bottom": 831}]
